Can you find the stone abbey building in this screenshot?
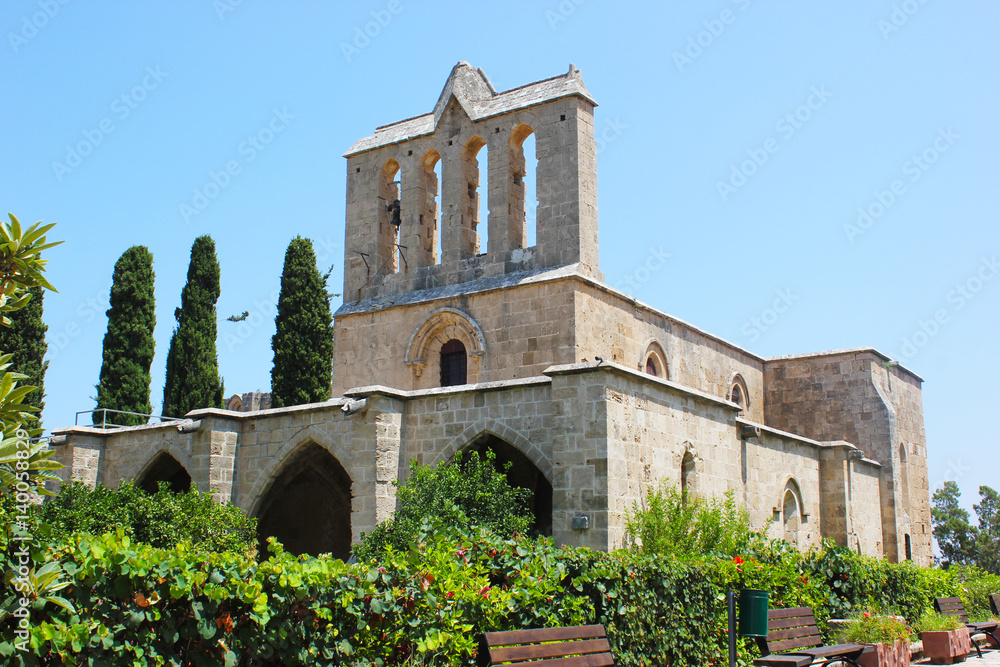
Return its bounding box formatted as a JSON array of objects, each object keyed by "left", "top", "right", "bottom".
[{"left": 52, "top": 63, "right": 932, "bottom": 564}]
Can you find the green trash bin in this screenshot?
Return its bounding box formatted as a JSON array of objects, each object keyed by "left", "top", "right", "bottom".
[{"left": 738, "top": 589, "right": 769, "bottom": 637}]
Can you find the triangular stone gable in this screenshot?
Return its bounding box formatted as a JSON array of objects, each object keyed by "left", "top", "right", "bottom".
[{"left": 431, "top": 62, "right": 497, "bottom": 129}]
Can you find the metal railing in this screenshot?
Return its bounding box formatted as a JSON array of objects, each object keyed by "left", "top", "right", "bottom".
[{"left": 75, "top": 408, "right": 183, "bottom": 429}]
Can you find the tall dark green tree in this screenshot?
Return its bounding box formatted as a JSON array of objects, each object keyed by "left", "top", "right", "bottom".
[
  {"left": 270, "top": 237, "right": 333, "bottom": 407},
  {"left": 973, "top": 485, "right": 1000, "bottom": 574},
  {"left": 93, "top": 246, "right": 156, "bottom": 426},
  {"left": 0, "top": 285, "right": 48, "bottom": 420},
  {"left": 162, "top": 236, "right": 224, "bottom": 417},
  {"left": 932, "top": 481, "right": 974, "bottom": 569}
]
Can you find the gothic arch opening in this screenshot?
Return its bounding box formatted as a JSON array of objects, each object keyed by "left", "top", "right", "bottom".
[
  {"left": 463, "top": 136, "right": 488, "bottom": 255},
  {"left": 729, "top": 373, "right": 749, "bottom": 410},
  {"left": 681, "top": 451, "right": 696, "bottom": 498},
  {"left": 420, "top": 149, "right": 442, "bottom": 266},
  {"left": 379, "top": 158, "right": 401, "bottom": 274},
  {"left": 643, "top": 341, "right": 668, "bottom": 380},
  {"left": 461, "top": 433, "right": 552, "bottom": 537},
  {"left": 255, "top": 442, "right": 352, "bottom": 559},
  {"left": 899, "top": 442, "right": 910, "bottom": 513},
  {"left": 509, "top": 124, "right": 537, "bottom": 249},
  {"left": 781, "top": 479, "right": 804, "bottom": 546},
  {"left": 136, "top": 452, "right": 191, "bottom": 493}
]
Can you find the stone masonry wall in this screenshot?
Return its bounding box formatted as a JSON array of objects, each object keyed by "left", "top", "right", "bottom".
[
  {"left": 763, "top": 349, "right": 932, "bottom": 565},
  {"left": 332, "top": 278, "right": 577, "bottom": 395},
  {"left": 574, "top": 283, "right": 766, "bottom": 423},
  {"left": 818, "top": 444, "right": 884, "bottom": 555}
]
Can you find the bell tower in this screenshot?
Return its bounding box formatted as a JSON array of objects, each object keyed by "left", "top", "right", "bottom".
[{"left": 340, "top": 62, "right": 600, "bottom": 304}]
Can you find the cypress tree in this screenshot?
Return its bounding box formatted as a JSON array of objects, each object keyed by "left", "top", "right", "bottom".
[
  {"left": 0, "top": 285, "right": 48, "bottom": 421},
  {"left": 94, "top": 246, "right": 156, "bottom": 426},
  {"left": 270, "top": 236, "right": 333, "bottom": 407},
  {"left": 162, "top": 235, "right": 224, "bottom": 417}
]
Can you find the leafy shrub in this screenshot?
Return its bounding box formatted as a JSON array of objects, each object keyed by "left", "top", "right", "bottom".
[
  {"left": 354, "top": 449, "right": 532, "bottom": 561},
  {"left": 843, "top": 611, "right": 910, "bottom": 644},
  {"left": 34, "top": 481, "right": 256, "bottom": 557},
  {"left": 623, "top": 485, "right": 759, "bottom": 559},
  {"left": 913, "top": 612, "right": 964, "bottom": 632}
]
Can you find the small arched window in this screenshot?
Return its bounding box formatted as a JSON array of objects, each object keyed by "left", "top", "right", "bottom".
[
  {"left": 731, "top": 384, "right": 744, "bottom": 407},
  {"left": 643, "top": 341, "right": 668, "bottom": 379},
  {"left": 904, "top": 534, "right": 912, "bottom": 561},
  {"left": 681, "top": 451, "right": 696, "bottom": 499},
  {"left": 729, "top": 374, "right": 749, "bottom": 410},
  {"left": 440, "top": 339, "right": 467, "bottom": 386}
]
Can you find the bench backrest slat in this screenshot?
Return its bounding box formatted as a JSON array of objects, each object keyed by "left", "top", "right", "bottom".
[
  {"left": 482, "top": 625, "right": 613, "bottom": 667},
  {"left": 935, "top": 596, "right": 971, "bottom": 623},
  {"left": 485, "top": 625, "right": 607, "bottom": 647},
  {"left": 990, "top": 594, "right": 1000, "bottom": 617},
  {"left": 762, "top": 608, "right": 823, "bottom": 653},
  {"left": 490, "top": 639, "right": 611, "bottom": 664}
]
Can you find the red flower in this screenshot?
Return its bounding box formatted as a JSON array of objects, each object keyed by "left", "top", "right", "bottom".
[
  {"left": 480, "top": 586, "right": 490, "bottom": 599},
  {"left": 446, "top": 591, "right": 455, "bottom": 599},
  {"left": 732, "top": 556, "right": 745, "bottom": 565},
  {"left": 863, "top": 612, "right": 870, "bottom": 618}
]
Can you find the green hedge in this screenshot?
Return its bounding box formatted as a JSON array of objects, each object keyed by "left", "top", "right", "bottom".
[{"left": 4, "top": 527, "right": 999, "bottom": 666}]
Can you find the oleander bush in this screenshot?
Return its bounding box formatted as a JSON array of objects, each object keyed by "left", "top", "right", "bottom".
[{"left": 25, "top": 481, "right": 257, "bottom": 558}]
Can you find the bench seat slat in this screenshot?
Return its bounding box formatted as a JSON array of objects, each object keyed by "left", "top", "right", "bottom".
[
  {"left": 789, "top": 642, "right": 865, "bottom": 658},
  {"left": 485, "top": 626, "right": 606, "bottom": 647},
  {"left": 490, "top": 639, "right": 611, "bottom": 664},
  {"left": 511, "top": 653, "right": 614, "bottom": 667}
]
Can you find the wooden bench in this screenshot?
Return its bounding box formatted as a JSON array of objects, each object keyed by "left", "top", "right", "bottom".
[
  {"left": 753, "top": 607, "right": 865, "bottom": 667},
  {"left": 479, "top": 625, "right": 614, "bottom": 667},
  {"left": 934, "top": 596, "right": 1000, "bottom": 659}
]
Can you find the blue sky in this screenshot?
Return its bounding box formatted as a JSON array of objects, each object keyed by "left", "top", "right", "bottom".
[{"left": 1, "top": 1, "right": 997, "bottom": 514}]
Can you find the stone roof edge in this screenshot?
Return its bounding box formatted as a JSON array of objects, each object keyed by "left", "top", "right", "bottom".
[
  {"left": 543, "top": 360, "right": 744, "bottom": 412},
  {"left": 344, "top": 63, "right": 596, "bottom": 157},
  {"left": 50, "top": 419, "right": 195, "bottom": 438},
  {"left": 734, "top": 416, "right": 824, "bottom": 448},
  {"left": 335, "top": 267, "right": 768, "bottom": 364},
  {"left": 343, "top": 375, "right": 552, "bottom": 400},
  {"left": 765, "top": 347, "right": 923, "bottom": 382},
  {"left": 185, "top": 399, "right": 349, "bottom": 420},
  {"left": 333, "top": 263, "right": 586, "bottom": 317}
]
